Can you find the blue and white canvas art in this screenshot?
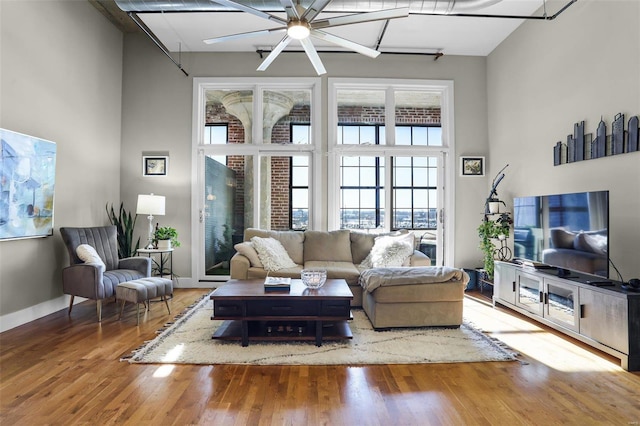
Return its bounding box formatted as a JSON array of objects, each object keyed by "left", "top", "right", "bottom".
[{"left": 1, "top": 128, "right": 57, "bottom": 240}]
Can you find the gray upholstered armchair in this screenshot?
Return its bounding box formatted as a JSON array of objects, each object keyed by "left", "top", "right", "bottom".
[{"left": 60, "top": 226, "right": 151, "bottom": 321}]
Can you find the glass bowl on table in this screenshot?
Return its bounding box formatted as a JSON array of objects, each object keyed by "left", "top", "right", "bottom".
[{"left": 300, "top": 268, "right": 327, "bottom": 289}]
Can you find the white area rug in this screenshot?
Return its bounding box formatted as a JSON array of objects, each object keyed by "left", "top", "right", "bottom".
[{"left": 126, "top": 297, "right": 517, "bottom": 365}]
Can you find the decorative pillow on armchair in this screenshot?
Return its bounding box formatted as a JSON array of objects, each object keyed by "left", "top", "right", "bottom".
[
  {"left": 76, "top": 244, "right": 106, "bottom": 271},
  {"left": 360, "top": 233, "right": 415, "bottom": 268},
  {"left": 250, "top": 236, "right": 297, "bottom": 271}
]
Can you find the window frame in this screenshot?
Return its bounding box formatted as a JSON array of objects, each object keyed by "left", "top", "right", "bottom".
[
  {"left": 327, "top": 78, "right": 455, "bottom": 266},
  {"left": 192, "top": 78, "right": 322, "bottom": 281}
]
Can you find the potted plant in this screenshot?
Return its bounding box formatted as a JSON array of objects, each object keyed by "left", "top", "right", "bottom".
[
  {"left": 155, "top": 226, "right": 180, "bottom": 250},
  {"left": 477, "top": 213, "right": 513, "bottom": 278},
  {"left": 106, "top": 202, "right": 140, "bottom": 258}
]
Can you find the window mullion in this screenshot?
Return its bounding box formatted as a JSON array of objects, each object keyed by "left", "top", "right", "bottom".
[{"left": 385, "top": 86, "right": 395, "bottom": 147}]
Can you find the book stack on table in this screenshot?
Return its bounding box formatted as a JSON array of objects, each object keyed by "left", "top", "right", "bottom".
[{"left": 264, "top": 277, "right": 291, "bottom": 292}]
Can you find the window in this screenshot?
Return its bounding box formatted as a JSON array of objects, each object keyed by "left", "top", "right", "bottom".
[
  {"left": 204, "top": 124, "right": 228, "bottom": 144},
  {"left": 290, "top": 156, "right": 309, "bottom": 229},
  {"left": 328, "top": 79, "right": 454, "bottom": 267},
  {"left": 334, "top": 124, "right": 441, "bottom": 231},
  {"left": 194, "top": 78, "right": 321, "bottom": 281},
  {"left": 193, "top": 77, "right": 454, "bottom": 280},
  {"left": 340, "top": 156, "right": 385, "bottom": 229},
  {"left": 392, "top": 156, "right": 439, "bottom": 230},
  {"left": 394, "top": 125, "right": 442, "bottom": 146}
]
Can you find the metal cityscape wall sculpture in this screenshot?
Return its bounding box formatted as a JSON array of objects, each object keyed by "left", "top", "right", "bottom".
[{"left": 553, "top": 113, "right": 639, "bottom": 166}]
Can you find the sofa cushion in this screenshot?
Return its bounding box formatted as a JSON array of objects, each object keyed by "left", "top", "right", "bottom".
[
  {"left": 304, "top": 260, "right": 361, "bottom": 285},
  {"left": 250, "top": 237, "right": 297, "bottom": 271},
  {"left": 234, "top": 242, "right": 263, "bottom": 268},
  {"left": 304, "top": 230, "right": 352, "bottom": 263},
  {"left": 245, "top": 228, "right": 304, "bottom": 265},
  {"left": 370, "top": 281, "right": 465, "bottom": 304},
  {"left": 247, "top": 265, "right": 303, "bottom": 280},
  {"left": 349, "top": 232, "right": 377, "bottom": 264}
]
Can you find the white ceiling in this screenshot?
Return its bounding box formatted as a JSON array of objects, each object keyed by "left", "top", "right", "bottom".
[{"left": 125, "top": 0, "right": 566, "bottom": 57}]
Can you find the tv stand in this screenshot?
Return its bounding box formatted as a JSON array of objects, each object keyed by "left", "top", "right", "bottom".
[{"left": 493, "top": 261, "right": 640, "bottom": 371}]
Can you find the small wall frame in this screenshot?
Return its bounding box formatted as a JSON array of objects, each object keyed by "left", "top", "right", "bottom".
[
  {"left": 143, "top": 156, "right": 168, "bottom": 176},
  {"left": 460, "top": 156, "right": 485, "bottom": 176}
]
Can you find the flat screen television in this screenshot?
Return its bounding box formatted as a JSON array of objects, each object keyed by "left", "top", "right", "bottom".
[{"left": 513, "top": 190, "right": 609, "bottom": 278}]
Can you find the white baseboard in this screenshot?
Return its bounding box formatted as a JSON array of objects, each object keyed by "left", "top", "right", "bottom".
[
  {"left": 0, "top": 295, "right": 86, "bottom": 333},
  {"left": 173, "top": 276, "right": 224, "bottom": 289},
  {"left": 0, "top": 277, "right": 219, "bottom": 333}
]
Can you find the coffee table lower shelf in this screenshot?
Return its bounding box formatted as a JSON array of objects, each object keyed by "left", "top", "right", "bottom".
[{"left": 212, "top": 319, "right": 353, "bottom": 347}]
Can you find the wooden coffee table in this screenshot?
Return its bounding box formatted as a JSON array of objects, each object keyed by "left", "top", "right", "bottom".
[{"left": 210, "top": 278, "right": 353, "bottom": 347}]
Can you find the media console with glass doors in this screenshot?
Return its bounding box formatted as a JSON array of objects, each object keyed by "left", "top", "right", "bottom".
[{"left": 493, "top": 261, "right": 640, "bottom": 371}]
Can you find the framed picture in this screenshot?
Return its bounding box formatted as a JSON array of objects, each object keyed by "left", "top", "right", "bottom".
[
  {"left": 1, "top": 128, "right": 56, "bottom": 240},
  {"left": 460, "top": 156, "right": 485, "bottom": 176},
  {"left": 143, "top": 156, "right": 168, "bottom": 176}
]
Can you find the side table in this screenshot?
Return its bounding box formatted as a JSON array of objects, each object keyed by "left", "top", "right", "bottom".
[{"left": 137, "top": 248, "right": 174, "bottom": 280}]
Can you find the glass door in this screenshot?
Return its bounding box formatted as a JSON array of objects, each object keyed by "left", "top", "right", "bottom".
[
  {"left": 516, "top": 270, "right": 543, "bottom": 315},
  {"left": 201, "top": 154, "right": 248, "bottom": 279},
  {"left": 193, "top": 79, "right": 320, "bottom": 282},
  {"left": 544, "top": 278, "right": 579, "bottom": 331}
]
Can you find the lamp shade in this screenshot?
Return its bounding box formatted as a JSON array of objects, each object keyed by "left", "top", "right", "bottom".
[{"left": 136, "top": 194, "right": 165, "bottom": 215}]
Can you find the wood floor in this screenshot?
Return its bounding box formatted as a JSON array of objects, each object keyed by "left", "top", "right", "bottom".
[{"left": 2, "top": 288, "right": 640, "bottom": 425}]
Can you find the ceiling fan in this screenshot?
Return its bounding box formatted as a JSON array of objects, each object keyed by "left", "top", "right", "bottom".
[{"left": 203, "top": 0, "right": 409, "bottom": 75}]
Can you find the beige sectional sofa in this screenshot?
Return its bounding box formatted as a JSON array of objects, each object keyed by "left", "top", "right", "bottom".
[{"left": 230, "top": 228, "right": 432, "bottom": 307}]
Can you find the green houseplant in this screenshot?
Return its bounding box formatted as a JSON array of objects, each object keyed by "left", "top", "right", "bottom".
[
  {"left": 155, "top": 226, "right": 180, "bottom": 249},
  {"left": 106, "top": 202, "right": 140, "bottom": 258},
  {"left": 477, "top": 213, "right": 513, "bottom": 278}
]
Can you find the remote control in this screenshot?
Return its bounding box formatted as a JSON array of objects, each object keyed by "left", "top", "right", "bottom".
[{"left": 586, "top": 280, "right": 614, "bottom": 286}]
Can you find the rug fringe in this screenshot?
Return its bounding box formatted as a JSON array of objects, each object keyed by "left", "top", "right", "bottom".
[
  {"left": 119, "top": 293, "right": 210, "bottom": 362},
  {"left": 463, "top": 318, "right": 525, "bottom": 364}
]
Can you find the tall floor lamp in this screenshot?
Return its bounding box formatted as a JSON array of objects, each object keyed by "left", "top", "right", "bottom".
[{"left": 136, "top": 193, "right": 165, "bottom": 249}]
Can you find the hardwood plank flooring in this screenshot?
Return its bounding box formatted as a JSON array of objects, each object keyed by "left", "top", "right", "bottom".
[{"left": 2, "top": 288, "right": 640, "bottom": 425}]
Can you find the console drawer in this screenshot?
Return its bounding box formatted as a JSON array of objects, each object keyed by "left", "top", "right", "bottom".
[
  {"left": 213, "top": 301, "right": 244, "bottom": 317},
  {"left": 247, "top": 300, "right": 317, "bottom": 317},
  {"left": 320, "top": 300, "right": 350, "bottom": 316}
]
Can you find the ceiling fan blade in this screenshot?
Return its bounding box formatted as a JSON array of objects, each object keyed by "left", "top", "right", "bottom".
[
  {"left": 301, "top": 0, "right": 332, "bottom": 22},
  {"left": 313, "top": 7, "right": 409, "bottom": 29},
  {"left": 204, "top": 28, "right": 286, "bottom": 44},
  {"left": 257, "top": 36, "right": 292, "bottom": 71},
  {"left": 279, "top": 0, "right": 300, "bottom": 19},
  {"left": 311, "top": 30, "right": 380, "bottom": 58},
  {"left": 300, "top": 38, "right": 327, "bottom": 75},
  {"left": 210, "top": 0, "right": 287, "bottom": 24}
]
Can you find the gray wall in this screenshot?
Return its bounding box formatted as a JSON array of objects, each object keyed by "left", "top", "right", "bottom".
[
  {"left": 0, "top": 0, "right": 123, "bottom": 325},
  {"left": 487, "top": 0, "right": 640, "bottom": 280},
  {"left": 120, "top": 36, "right": 491, "bottom": 280}
]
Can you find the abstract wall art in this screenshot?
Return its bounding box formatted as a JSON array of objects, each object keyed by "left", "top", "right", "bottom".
[{"left": 1, "top": 128, "right": 57, "bottom": 240}]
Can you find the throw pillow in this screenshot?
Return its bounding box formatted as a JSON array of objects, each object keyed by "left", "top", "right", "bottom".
[
  {"left": 361, "top": 233, "right": 415, "bottom": 268},
  {"left": 76, "top": 244, "right": 106, "bottom": 271},
  {"left": 234, "top": 242, "right": 263, "bottom": 268},
  {"left": 350, "top": 229, "right": 412, "bottom": 264},
  {"left": 244, "top": 228, "right": 304, "bottom": 265},
  {"left": 250, "top": 236, "right": 297, "bottom": 271}
]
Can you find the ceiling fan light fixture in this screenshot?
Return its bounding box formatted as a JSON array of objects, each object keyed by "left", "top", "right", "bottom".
[{"left": 287, "top": 20, "right": 311, "bottom": 40}]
